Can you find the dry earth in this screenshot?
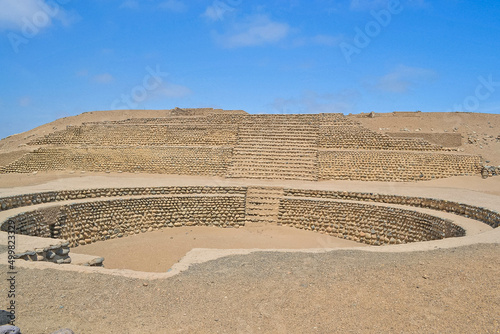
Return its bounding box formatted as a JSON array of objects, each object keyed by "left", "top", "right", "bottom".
[
  {"left": 1, "top": 244, "right": 498, "bottom": 333},
  {"left": 0, "top": 111, "right": 499, "bottom": 333},
  {"left": 355, "top": 112, "right": 500, "bottom": 165}
]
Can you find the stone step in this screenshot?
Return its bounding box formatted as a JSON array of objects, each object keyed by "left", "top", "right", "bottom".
[
  {"left": 244, "top": 186, "right": 284, "bottom": 224},
  {"left": 230, "top": 160, "right": 317, "bottom": 168},
  {"left": 232, "top": 149, "right": 317, "bottom": 156},
  {"left": 230, "top": 169, "right": 317, "bottom": 177},
  {"left": 238, "top": 130, "right": 319, "bottom": 136},
  {"left": 234, "top": 143, "right": 317, "bottom": 149},
  {"left": 230, "top": 160, "right": 317, "bottom": 167},
  {"left": 229, "top": 172, "right": 317, "bottom": 181}
]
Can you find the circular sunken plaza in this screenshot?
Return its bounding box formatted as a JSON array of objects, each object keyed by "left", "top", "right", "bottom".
[{"left": 0, "top": 108, "right": 499, "bottom": 333}]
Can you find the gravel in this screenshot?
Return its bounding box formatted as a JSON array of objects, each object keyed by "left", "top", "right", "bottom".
[{"left": 1, "top": 244, "right": 499, "bottom": 333}]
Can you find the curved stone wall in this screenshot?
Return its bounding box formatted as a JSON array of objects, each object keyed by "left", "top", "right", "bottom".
[
  {"left": 279, "top": 199, "right": 464, "bottom": 245},
  {"left": 1, "top": 185, "right": 498, "bottom": 260},
  {"left": 5, "top": 196, "right": 246, "bottom": 247},
  {"left": 0, "top": 186, "right": 247, "bottom": 212},
  {"left": 283, "top": 189, "right": 500, "bottom": 228}
]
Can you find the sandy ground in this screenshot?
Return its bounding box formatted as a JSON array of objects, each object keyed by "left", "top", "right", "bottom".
[
  {"left": 0, "top": 111, "right": 499, "bottom": 333},
  {"left": 72, "top": 225, "right": 365, "bottom": 272},
  {"left": 2, "top": 171, "right": 499, "bottom": 206},
  {"left": 355, "top": 112, "right": 500, "bottom": 164},
  {"left": 1, "top": 243, "right": 498, "bottom": 333}
]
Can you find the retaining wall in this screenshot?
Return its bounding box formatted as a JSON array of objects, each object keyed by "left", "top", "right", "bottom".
[
  {"left": 0, "top": 147, "right": 233, "bottom": 176},
  {"left": 1, "top": 186, "right": 498, "bottom": 261},
  {"left": 0, "top": 186, "right": 247, "bottom": 212},
  {"left": 4, "top": 196, "right": 246, "bottom": 248},
  {"left": 318, "top": 151, "right": 481, "bottom": 181},
  {"left": 1, "top": 112, "right": 481, "bottom": 182},
  {"left": 283, "top": 189, "right": 500, "bottom": 228},
  {"left": 279, "top": 199, "right": 464, "bottom": 245}
]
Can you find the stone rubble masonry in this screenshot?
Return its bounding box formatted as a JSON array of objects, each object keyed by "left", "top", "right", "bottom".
[
  {"left": 0, "top": 186, "right": 247, "bottom": 212},
  {"left": 318, "top": 150, "right": 481, "bottom": 181},
  {"left": 283, "top": 189, "right": 500, "bottom": 229},
  {"left": 4, "top": 195, "right": 245, "bottom": 248},
  {"left": 56, "top": 196, "right": 246, "bottom": 247},
  {"left": 0, "top": 186, "right": 498, "bottom": 265},
  {"left": 279, "top": 199, "right": 463, "bottom": 245},
  {"left": 0, "top": 147, "right": 233, "bottom": 176},
  {"left": 0, "top": 112, "right": 482, "bottom": 182}
]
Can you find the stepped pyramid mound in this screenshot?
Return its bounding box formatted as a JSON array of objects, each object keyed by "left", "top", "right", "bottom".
[{"left": 0, "top": 108, "right": 482, "bottom": 181}]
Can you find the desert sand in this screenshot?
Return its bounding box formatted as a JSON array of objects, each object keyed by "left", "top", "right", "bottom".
[{"left": 0, "top": 110, "right": 499, "bottom": 333}]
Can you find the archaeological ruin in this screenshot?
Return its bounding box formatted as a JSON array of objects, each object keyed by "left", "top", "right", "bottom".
[{"left": 0, "top": 108, "right": 498, "bottom": 273}]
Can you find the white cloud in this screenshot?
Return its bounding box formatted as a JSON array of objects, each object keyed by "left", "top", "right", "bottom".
[
  {"left": 155, "top": 82, "right": 192, "bottom": 98},
  {"left": 293, "top": 34, "right": 342, "bottom": 47},
  {"left": 159, "top": 0, "right": 187, "bottom": 12},
  {"left": 350, "top": 0, "right": 428, "bottom": 11},
  {"left": 370, "top": 65, "right": 437, "bottom": 93},
  {"left": 19, "top": 96, "right": 31, "bottom": 107},
  {"left": 119, "top": 0, "right": 139, "bottom": 10},
  {"left": 0, "top": 0, "right": 73, "bottom": 31},
  {"left": 93, "top": 73, "right": 115, "bottom": 84},
  {"left": 214, "top": 15, "right": 290, "bottom": 48},
  {"left": 76, "top": 69, "right": 89, "bottom": 77},
  {"left": 350, "top": 0, "right": 391, "bottom": 11},
  {"left": 270, "top": 90, "right": 359, "bottom": 114},
  {"left": 202, "top": 2, "right": 236, "bottom": 21}
]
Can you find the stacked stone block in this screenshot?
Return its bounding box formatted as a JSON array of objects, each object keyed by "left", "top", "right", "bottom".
[
  {"left": 318, "top": 150, "right": 481, "bottom": 181},
  {"left": 227, "top": 115, "right": 320, "bottom": 180},
  {"left": 4, "top": 209, "right": 51, "bottom": 238},
  {"left": 319, "top": 125, "right": 450, "bottom": 151},
  {"left": 283, "top": 189, "right": 500, "bottom": 228},
  {"left": 0, "top": 111, "right": 484, "bottom": 181},
  {"left": 56, "top": 196, "right": 246, "bottom": 247},
  {"left": 14, "top": 241, "right": 71, "bottom": 264},
  {"left": 1, "top": 185, "right": 499, "bottom": 265},
  {"left": 0, "top": 186, "right": 247, "bottom": 212},
  {"left": 279, "top": 199, "right": 464, "bottom": 245},
  {"left": 1, "top": 147, "right": 233, "bottom": 176},
  {"left": 29, "top": 124, "right": 238, "bottom": 147}
]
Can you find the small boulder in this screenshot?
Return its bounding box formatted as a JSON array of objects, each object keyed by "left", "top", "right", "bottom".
[
  {"left": 51, "top": 329, "right": 75, "bottom": 334},
  {"left": 0, "top": 325, "right": 21, "bottom": 334}
]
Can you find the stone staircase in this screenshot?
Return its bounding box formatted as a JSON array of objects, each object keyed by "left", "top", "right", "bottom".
[
  {"left": 227, "top": 115, "right": 319, "bottom": 180},
  {"left": 244, "top": 187, "right": 284, "bottom": 224}
]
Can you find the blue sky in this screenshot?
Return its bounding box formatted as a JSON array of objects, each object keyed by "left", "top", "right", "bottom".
[{"left": 0, "top": 0, "right": 499, "bottom": 138}]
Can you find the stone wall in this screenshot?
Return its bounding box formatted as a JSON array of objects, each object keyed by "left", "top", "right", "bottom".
[
  {"left": 319, "top": 125, "right": 449, "bottom": 151},
  {"left": 387, "top": 132, "right": 462, "bottom": 148},
  {"left": 3, "top": 192, "right": 467, "bottom": 248},
  {"left": 57, "top": 196, "right": 246, "bottom": 247},
  {"left": 283, "top": 189, "right": 500, "bottom": 228},
  {"left": 4, "top": 209, "right": 52, "bottom": 238},
  {"left": 318, "top": 151, "right": 481, "bottom": 181},
  {"left": 0, "top": 147, "right": 233, "bottom": 176},
  {"left": 29, "top": 124, "right": 238, "bottom": 147},
  {"left": 2, "top": 187, "right": 498, "bottom": 231},
  {"left": 3, "top": 195, "right": 246, "bottom": 247},
  {"left": 0, "top": 186, "right": 247, "bottom": 212},
  {"left": 279, "top": 199, "right": 464, "bottom": 245},
  {"left": 0, "top": 112, "right": 484, "bottom": 182}
]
